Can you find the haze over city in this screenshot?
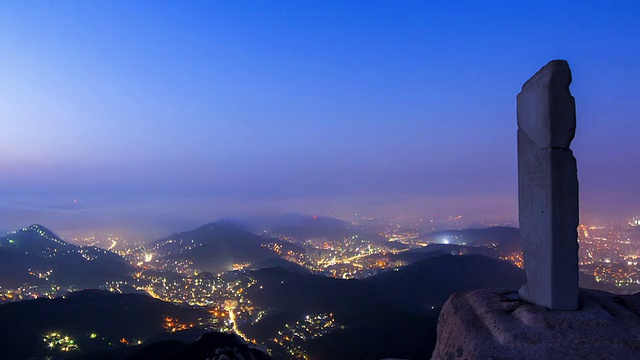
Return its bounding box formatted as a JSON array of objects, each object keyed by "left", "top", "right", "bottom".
[{"left": 1, "top": 1, "right": 639, "bottom": 236}]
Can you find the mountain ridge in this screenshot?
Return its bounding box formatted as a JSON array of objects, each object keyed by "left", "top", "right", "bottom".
[{"left": 0, "top": 224, "right": 132, "bottom": 289}]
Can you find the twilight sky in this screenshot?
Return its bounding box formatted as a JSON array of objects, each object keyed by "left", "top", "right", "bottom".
[{"left": 1, "top": 1, "right": 639, "bottom": 234}]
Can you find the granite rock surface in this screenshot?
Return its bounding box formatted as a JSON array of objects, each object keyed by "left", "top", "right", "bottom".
[{"left": 431, "top": 288, "right": 640, "bottom": 360}]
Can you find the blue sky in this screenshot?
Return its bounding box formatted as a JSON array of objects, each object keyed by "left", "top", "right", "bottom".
[{"left": 1, "top": 1, "right": 639, "bottom": 233}]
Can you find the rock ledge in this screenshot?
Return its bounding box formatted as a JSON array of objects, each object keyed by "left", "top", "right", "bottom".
[{"left": 431, "top": 288, "right": 640, "bottom": 359}]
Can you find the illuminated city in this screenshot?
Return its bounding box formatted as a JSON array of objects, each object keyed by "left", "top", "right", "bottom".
[{"left": 2, "top": 215, "right": 639, "bottom": 358}]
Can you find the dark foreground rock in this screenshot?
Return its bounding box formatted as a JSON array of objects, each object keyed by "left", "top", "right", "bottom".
[
  {"left": 69, "top": 332, "right": 272, "bottom": 360},
  {"left": 432, "top": 288, "right": 640, "bottom": 360}
]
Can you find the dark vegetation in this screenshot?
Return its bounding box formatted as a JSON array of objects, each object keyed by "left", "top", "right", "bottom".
[
  {"left": 0, "top": 290, "right": 209, "bottom": 360},
  {"left": 68, "top": 332, "right": 271, "bottom": 360},
  {"left": 242, "top": 254, "right": 525, "bottom": 360}
]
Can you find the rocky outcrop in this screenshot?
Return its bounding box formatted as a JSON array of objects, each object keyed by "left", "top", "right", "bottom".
[{"left": 431, "top": 288, "right": 640, "bottom": 359}]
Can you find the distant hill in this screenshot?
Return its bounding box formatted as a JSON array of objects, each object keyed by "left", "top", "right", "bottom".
[
  {"left": 253, "top": 265, "right": 438, "bottom": 360},
  {"left": 0, "top": 249, "right": 47, "bottom": 287},
  {"left": 247, "top": 257, "right": 310, "bottom": 274},
  {"left": 0, "top": 289, "right": 210, "bottom": 360},
  {"left": 0, "top": 224, "right": 71, "bottom": 253},
  {"left": 230, "top": 213, "right": 351, "bottom": 236},
  {"left": 421, "top": 227, "right": 522, "bottom": 255},
  {"left": 0, "top": 224, "right": 132, "bottom": 289},
  {"left": 242, "top": 266, "right": 408, "bottom": 359},
  {"left": 241, "top": 254, "right": 525, "bottom": 360},
  {"left": 270, "top": 215, "right": 354, "bottom": 240},
  {"left": 245, "top": 267, "right": 386, "bottom": 323},
  {"left": 147, "top": 222, "right": 305, "bottom": 274},
  {"left": 267, "top": 214, "right": 391, "bottom": 244},
  {"left": 367, "top": 254, "right": 526, "bottom": 306},
  {"left": 245, "top": 254, "right": 525, "bottom": 324},
  {"left": 391, "top": 243, "right": 501, "bottom": 264}
]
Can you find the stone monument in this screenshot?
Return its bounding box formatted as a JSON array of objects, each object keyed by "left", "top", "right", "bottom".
[
  {"left": 430, "top": 61, "right": 640, "bottom": 359},
  {"left": 517, "top": 59, "right": 579, "bottom": 310}
]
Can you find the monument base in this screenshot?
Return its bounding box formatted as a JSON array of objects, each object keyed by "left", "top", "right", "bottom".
[
  {"left": 518, "top": 283, "right": 578, "bottom": 311},
  {"left": 431, "top": 288, "right": 640, "bottom": 360}
]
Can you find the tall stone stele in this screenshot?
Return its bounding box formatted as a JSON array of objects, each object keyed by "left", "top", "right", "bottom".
[{"left": 517, "top": 60, "right": 579, "bottom": 310}]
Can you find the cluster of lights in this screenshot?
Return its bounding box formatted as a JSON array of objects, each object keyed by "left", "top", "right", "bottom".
[
  {"left": 272, "top": 313, "right": 342, "bottom": 358},
  {"left": 43, "top": 332, "right": 78, "bottom": 352},
  {"left": 163, "top": 317, "right": 195, "bottom": 332}
]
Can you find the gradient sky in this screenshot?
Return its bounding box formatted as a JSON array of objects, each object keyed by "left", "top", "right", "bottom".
[{"left": 1, "top": 1, "right": 639, "bottom": 234}]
